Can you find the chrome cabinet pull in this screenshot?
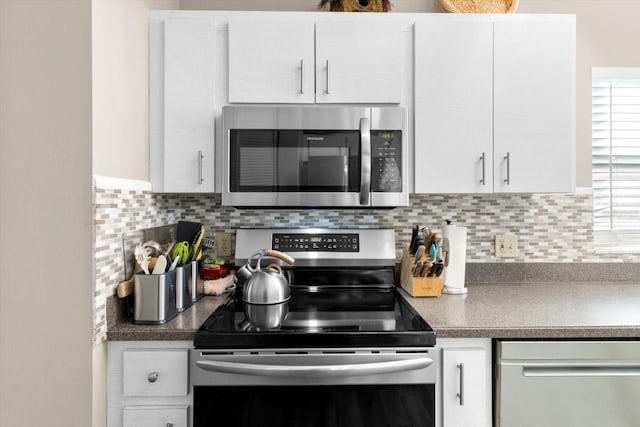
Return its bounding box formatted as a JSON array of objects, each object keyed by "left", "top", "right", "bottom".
[
  {"left": 198, "top": 150, "right": 204, "bottom": 184},
  {"left": 523, "top": 364, "right": 640, "bottom": 377},
  {"left": 457, "top": 363, "right": 465, "bottom": 406},
  {"left": 504, "top": 152, "right": 510, "bottom": 185},
  {"left": 480, "top": 152, "right": 486, "bottom": 185},
  {"left": 325, "top": 60, "right": 330, "bottom": 94},
  {"left": 359, "top": 117, "right": 371, "bottom": 206},
  {"left": 147, "top": 371, "right": 159, "bottom": 383},
  {"left": 300, "top": 59, "right": 304, "bottom": 94}
]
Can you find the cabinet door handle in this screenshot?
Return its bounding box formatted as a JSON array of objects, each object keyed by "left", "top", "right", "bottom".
[
  {"left": 300, "top": 59, "right": 304, "bottom": 94},
  {"left": 166, "top": 423, "right": 173, "bottom": 427},
  {"left": 457, "top": 363, "right": 464, "bottom": 406},
  {"left": 504, "top": 152, "right": 510, "bottom": 185},
  {"left": 198, "top": 150, "right": 204, "bottom": 184},
  {"left": 147, "top": 371, "right": 159, "bottom": 383},
  {"left": 325, "top": 60, "right": 330, "bottom": 94},
  {"left": 480, "top": 152, "right": 486, "bottom": 185}
]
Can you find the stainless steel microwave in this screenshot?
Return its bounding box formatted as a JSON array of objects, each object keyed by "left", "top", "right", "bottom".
[{"left": 222, "top": 106, "right": 408, "bottom": 207}]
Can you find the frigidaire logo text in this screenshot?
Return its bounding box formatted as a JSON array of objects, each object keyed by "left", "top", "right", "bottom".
[{"left": 306, "top": 137, "right": 324, "bottom": 141}]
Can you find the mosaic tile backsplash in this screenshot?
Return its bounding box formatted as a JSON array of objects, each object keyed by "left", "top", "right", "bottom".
[{"left": 93, "top": 180, "right": 639, "bottom": 344}]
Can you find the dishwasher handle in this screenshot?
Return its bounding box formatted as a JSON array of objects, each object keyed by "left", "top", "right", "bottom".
[
  {"left": 196, "top": 357, "right": 433, "bottom": 378},
  {"left": 522, "top": 363, "right": 640, "bottom": 377}
]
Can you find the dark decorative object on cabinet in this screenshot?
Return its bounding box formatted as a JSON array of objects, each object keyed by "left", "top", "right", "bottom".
[{"left": 318, "top": 0, "right": 392, "bottom": 12}]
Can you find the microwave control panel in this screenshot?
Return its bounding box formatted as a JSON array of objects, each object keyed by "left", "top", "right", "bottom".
[
  {"left": 272, "top": 233, "right": 359, "bottom": 252},
  {"left": 371, "top": 130, "right": 402, "bottom": 192}
]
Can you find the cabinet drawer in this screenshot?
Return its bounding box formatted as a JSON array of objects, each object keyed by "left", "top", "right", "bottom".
[
  {"left": 123, "top": 405, "right": 188, "bottom": 427},
  {"left": 123, "top": 349, "right": 188, "bottom": 397}
]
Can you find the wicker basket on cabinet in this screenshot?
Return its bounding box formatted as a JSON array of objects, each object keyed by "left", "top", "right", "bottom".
[{"left": 439, "top": 0, "right": 519, "bottom": 13}]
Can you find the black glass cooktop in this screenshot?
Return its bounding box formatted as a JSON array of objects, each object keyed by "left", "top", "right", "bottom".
[{"left": 193, "top": 285, "right": 435, "bottom": 349}]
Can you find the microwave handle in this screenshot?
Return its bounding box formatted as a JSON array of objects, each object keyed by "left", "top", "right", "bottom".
[{"left": 360, "top": 117, "right": 371, "bottom": 206}]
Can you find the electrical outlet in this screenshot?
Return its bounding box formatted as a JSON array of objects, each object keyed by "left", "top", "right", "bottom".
[
  {"left": 495, "top": 234, "right": 518, "bottom": 258},
  {"left": 216, "top": 232, "right": 233, "bottom": 257}
]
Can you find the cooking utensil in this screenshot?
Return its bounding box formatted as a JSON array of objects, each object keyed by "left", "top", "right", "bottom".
[
  {"left": 162, "top": 241, "right": 175, "bottom": 258},
  {"left": 168, "top": 255, "right": 180, "bottom": 272},
  {"left": 176, "top": 220, "right": 202, "bottom": 244},
  {"left": 142, "top": 240, "right": 163, "bottom": 257},
  {"left": 191, "top": 226, "right": 205, "bottom": 261},
  {"left": 239, "top": 249, "right": 295, "bottom": 305},
  {"left": 412, "top": 260, "right": 423, "bottom": 277},
  {"left": 172, "top": 241, "right": 190, "bottom": 266},
  {"left": 134, "top": 243, "right": 150, "bottom": 275},
  {"left": 152, "top": 255, "right": 167, "bottom": 274}
]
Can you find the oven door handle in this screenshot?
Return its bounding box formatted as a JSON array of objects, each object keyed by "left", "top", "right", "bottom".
[{"left": 196, "top": 357, "right": 433, "bottom": 378}]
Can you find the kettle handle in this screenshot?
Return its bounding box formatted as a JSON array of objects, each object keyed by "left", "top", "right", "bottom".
[
  {"left": 266, "top": 263, "right": 283, "bottom": 273},
  {"left": 265, "top": 250, "right": 295, "bottom": 266}
]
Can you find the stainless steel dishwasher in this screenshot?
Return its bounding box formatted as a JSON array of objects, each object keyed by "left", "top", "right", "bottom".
[{"left": 496, "top": 341, "right": 640, "bottom": 427}]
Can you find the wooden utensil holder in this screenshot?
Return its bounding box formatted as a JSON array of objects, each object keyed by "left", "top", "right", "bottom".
[{"left": 398, "top": 248, "right": 443, "bottom": 297}]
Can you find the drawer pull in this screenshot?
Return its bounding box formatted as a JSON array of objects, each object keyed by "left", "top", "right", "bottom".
[
  {"left": 147, "top": 371, "right": 159, "bottom": 383},
  {"left": 166, "top": 423, "right": 173, "bottom": 427}
]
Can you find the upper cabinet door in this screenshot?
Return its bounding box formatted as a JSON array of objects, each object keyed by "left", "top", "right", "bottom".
[
  {"left": 161, "top": 18, "right": 216, "bottom": 192},
  {"left": 414, "top": 19, "right": 493, "bottom": 194},
  {"left": 228, "top": 21, "right": 315, "bottom": 103},
  {"left": 315, "top": 21, "right": 402, "bottom": 104},
  {"left": 493, "top": 18, "right": 576, "bottom": 193}
]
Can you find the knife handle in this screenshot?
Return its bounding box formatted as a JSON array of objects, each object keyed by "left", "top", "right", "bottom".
[{"left": 412, "top": 260, "right": 423, "bottom": 277}]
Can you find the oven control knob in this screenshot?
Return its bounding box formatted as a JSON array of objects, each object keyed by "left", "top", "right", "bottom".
[{"left": 147, "top": 371, "right": 159, "bottom": 383}]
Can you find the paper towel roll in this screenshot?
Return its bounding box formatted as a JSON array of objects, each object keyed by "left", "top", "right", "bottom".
[{"left": 442, "top": 223, "right": 467, "bottom": 294}]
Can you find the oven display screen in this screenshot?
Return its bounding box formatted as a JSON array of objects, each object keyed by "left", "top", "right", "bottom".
[{"left": 272, "top": 233, "right": 359, "bottom": 252}]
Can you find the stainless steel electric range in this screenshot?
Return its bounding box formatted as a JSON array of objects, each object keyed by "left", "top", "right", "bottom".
[{"left": 191, "top": 228, "right": 437, "bottom": 427}]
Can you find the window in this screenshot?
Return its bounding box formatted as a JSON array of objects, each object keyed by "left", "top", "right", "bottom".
[{"left": 592, "top": 68, "right": 640, "bottom": 251}]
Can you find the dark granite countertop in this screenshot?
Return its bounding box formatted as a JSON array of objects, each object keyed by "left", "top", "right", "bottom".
[
  {"left": 107, "top": 282, "right": 640, "bottom": 341},
  {"left": 402, "top": 281, "right": 640, "bottom": 339},
  {"left": 107, "top": 296, "right": 228, "bottom": 341}
]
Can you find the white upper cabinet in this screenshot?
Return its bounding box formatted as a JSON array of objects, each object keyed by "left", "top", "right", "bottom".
[
  {"left": 414, "top": 15, "right": 575, "bottom": 194},
  {"left": 150, "top": 18, "right": 216, "bottom": 193},
  {"left": 415, "top": 19, "right": 494, "bottom": 193},
  {"left": 228, "top": 20, "right": 402, "bottom": 104},
  {"left": 314, "top": 21, "right": 402, "bottom": 104},
  {"left": 228, "top": 21, "right": 315, "bottom": 103},
  {"left": 493, "top": 19, "right": 576, "bottom": 193}
]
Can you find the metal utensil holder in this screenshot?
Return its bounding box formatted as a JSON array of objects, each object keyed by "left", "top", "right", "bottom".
[
  {"left": 175, "top": 263, "right": 193, "bottom": 312},
  {"left": 133, "top": 269, "right": 178, "bottom": 324}
]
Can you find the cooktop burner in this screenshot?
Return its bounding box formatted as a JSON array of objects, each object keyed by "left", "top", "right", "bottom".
[{"left": 193, "top": 286, "right": 435, "bottom": 349}]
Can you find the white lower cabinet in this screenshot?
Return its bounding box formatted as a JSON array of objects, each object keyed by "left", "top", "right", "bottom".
[
  {"left": 108, "top": 341, "right": 192, "bottom": 427},
  {"left": 437, "top": 338, "right": 492, "bottom": 427},
  {"left": 123, "top": 406, "right": 188, "bottom": 427}
]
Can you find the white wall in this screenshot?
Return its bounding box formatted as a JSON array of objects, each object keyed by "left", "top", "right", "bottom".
[
  {"left": 92, "top": 0, "right": 179, "bottom": 181},
  {"left": 0, "top": 1, "right": 94, "bottom": 427}
]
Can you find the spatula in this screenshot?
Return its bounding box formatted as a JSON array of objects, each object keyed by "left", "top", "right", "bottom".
[{"left": 152, "top": 255, "right": 167, "bottom": 274}]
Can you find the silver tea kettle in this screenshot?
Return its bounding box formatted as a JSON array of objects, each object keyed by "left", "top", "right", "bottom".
[{"left": 237, "top": 249, "right": 295, "bottom": 304}]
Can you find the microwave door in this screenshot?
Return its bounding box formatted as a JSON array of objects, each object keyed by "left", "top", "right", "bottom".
[{"left": 359, "top": 117, "right": 371, "bottom": 206}]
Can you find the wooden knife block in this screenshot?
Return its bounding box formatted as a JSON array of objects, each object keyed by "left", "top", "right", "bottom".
[{"left": 398, "top": 248, "right": 443, "bottom": 297}]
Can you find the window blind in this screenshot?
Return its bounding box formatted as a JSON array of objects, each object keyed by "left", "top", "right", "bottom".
[{"left": 592, "top": 77, "right": 640, "bottom": 232}]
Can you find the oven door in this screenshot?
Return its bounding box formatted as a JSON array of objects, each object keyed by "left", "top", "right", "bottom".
[
  {"left": 222, "top": 106, "right": 407, "bottom": 207},
  {"left": 191, "top": 348, "right": 437, "bottom": 427}
]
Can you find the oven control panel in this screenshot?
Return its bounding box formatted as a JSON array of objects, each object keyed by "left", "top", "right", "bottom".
[{"left": 272, "top": 233, "right": 359, "bottom": 252}]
